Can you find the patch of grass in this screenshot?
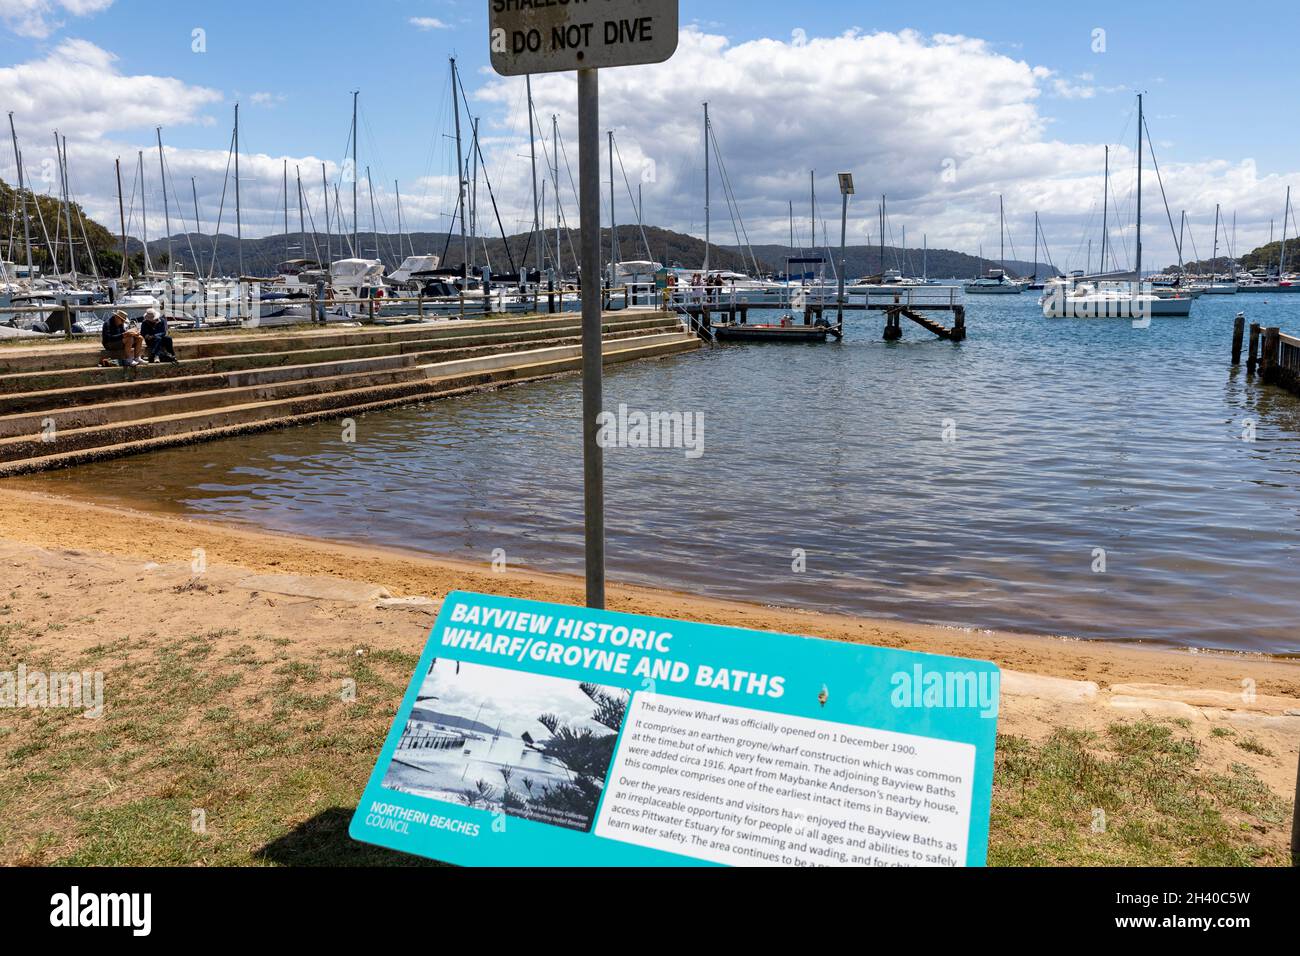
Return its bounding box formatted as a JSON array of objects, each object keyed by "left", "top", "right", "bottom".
[
  {"left": 990, "top": 720, "right": 1291, "bottom": 867},
  {"left": 1236, "top": 737, "right": 1274, "bottom": 757},
  {"left": 0, "top": 627, "right": 426, "bottom": 866}
]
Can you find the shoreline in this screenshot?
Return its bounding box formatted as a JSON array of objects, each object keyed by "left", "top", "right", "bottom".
[
  {"left": 2, "top": 484, "right": 1297, "bottom": 865},
  {"left": 2, "top": 486, "right": 1298, "bottom": 693}
]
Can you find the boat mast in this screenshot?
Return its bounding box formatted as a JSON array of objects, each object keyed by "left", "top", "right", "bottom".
[
  {"left": 366, "top": 165, "right": 377, "bottom": 261},
  {"left": 527, "top": 75, "right": 542, "bottom": 275},
  {"left": 810, "top": 171, "right": 816, "bottom": 269},
  {"left": 923, "top": 233, "right": 928, "bottom": 282},
  {"left": 449, "top": 59, "right": 467, "bottom": 280},
  {"left": 1101, "top": 145, "right": 1109, "bottom": 274},
  {"left": 67, "top": 137, "right": 98, "bottom": 282},
  {"left": 469, "top": 118, "right": 479, "bottom": 269},
  {"left": 1178, "top": 210, "right": 1186, "bottom": 271},
  {"left": 878, "top": 196, "right": 884, "bottom": 279},
  {"left": 283, "top": 160, "right": 290, "bottom": 262},
  {"left": 191, "top": 177, "right": 202, "bottom": 275},
  {"left": 1212, "top": 204, "right": 1220, "bottom": 274},
  {"left": 322, "top": 163, "right": 331, "bottom": 265},
  {"left": 702, "top": 102, "right": 710, "bottom": 274},
  {"left": 8, "top": 114, "right": 32, "bottom": 278},
  {"left": 138, "top": 151, "right": 151, "bottom": 273},
  {"left": 395, "top": 180, "right": 404, "bottom": 261},
  {"left": 115, "top": 157, "right": 128, "bottom": 279},
  {"left": 1135, "top": 92, "right": 1143, "bottom": 283},
  {"left": 351, "top": 91, "right": 359, "bottom": 261},
  {"left": 297, "top": 167, "right": 306, "bottom": 264},
  {"left": 54, "top": 132, "right": 75, "bottom": 281},
  {"left": 1280, "top": 186, "right": 1291, "bottom": 277},
  {"left": 232, "top": 103, "right": 243, "bottom": 277},
  {"left": 1032, "top": 211, "right": 1039, "bottom": 281},
  {"left": 1230, "top": 210, "right": 1237, "bottom": 278},
  {"left": 553, "top": 115, "right": 562, "bottom": 276},
  {"left": 998, "top": 194, "right": 1005, "bottom": 275},
  {"left": 608, "top": 129, "right": 618, "bottom": 279},
  {"left": 156, "top": 128, "right": 173, "bottom": 275}
]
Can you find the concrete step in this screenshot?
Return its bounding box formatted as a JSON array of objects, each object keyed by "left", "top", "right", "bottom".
[
  {"left": 0, "top": 321, "right": 674, "bottom": 418},
  {"left": 0, "top": 312, "right": 686, "bottom": 374},
  {"left": 0, "top": 324, "right": 674, "bottom": 437},
  {"left": 0, "top": 314, "right": 681, "bottom": 390},
  {"left": 0, "top": 333, "right": 700, "bottom": 475}
]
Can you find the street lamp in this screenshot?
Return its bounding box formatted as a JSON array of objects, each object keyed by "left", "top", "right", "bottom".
[{"left": 837, "top": 173, "right": 855, "bottom": 331}]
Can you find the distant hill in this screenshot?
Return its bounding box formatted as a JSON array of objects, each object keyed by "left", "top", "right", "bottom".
[
  {"left": 1, "top": 180, "right": 123, "bottom": 277},
  {"left": 140, "top": 223, "right": 759, "bottom": 279},
  {"left": 735, "top": 243, "right": 1058, "bottom": 281},
  {"left": 1172, "top": 239, "right": 1297, "bottom": 275},
  {"left": 410, "top": 707, "right": 500, "bottom": 737},
  {"left": 0, "top": 177, "right": 1060, "bottom": 281}
]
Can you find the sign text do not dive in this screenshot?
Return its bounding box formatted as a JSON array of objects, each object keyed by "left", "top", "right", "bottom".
[{"left": 489, "top": 0, "right": 680, "bottom": 76}]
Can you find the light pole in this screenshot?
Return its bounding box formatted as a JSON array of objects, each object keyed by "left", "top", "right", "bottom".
[{"left": 837, "top": 173, "right": 854, "bottom": 333}]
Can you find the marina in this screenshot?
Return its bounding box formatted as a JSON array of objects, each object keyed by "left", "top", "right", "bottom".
[{"left": 1, "top": 0, "right": 1299, "bottom": 877}]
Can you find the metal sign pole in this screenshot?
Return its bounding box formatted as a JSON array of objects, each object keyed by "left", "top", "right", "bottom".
[
  {"left": 578, "top": 67, "right": 606, "bottom": 610},
  {"left": 1292, "top": 750, "right": 1299, "bottom": 866},
  {"left": 489, "top": 0, "right": 678, "bottom": 611}
]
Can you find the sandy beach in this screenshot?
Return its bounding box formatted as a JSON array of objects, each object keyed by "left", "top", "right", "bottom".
[{"left": 1, "top": 486, "right": 1297, "bottom": 865}]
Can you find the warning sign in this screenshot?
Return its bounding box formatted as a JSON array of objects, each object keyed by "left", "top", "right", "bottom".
[{"left": 489, "top": 0, "right": 680, "bottom": 76}]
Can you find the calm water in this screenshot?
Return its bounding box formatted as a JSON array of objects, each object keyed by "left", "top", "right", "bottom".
[{"left": 26, "top": 292, "right": 1300, "bottom": 654}]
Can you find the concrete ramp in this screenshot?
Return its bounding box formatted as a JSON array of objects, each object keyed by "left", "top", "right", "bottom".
[{"left": 0, "top": 312, "right": 699, "bottom": 475}]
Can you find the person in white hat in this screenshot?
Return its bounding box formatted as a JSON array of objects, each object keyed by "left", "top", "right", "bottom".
[{"left": 139, "top": 309, "right": 177, "bottom": 363}]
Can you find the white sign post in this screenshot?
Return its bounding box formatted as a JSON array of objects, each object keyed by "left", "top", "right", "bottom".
[{"left": 490, "top": 0, "right": 679, "bottom": 610}]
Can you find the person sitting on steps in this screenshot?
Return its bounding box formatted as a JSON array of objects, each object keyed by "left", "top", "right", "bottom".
[
  {"left": 100, "top": 310, "right": 145, "bottom": 367},
  {"left": 139, "top": 309, "right": 178, "bottom": 363}
]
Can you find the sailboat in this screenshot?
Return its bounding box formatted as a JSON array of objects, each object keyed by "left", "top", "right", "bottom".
[
  {"left": 1194, "top": 205, "right": 1238, "bottom": 294},
  {"left": 1042, "top": 94, "right": 1194, "bottom": 319},
  {"left": 964, "top": 196, "right": 1023, "bottom": 294}
]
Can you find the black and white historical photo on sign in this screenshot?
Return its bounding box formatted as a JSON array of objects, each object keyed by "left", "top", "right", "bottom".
[{"left": 382, "top": 659, "right": 629, "bottom": 832}]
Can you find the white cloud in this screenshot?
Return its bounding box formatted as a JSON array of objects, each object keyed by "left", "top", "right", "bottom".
[
  {"left": 466, "top": 27, "right": 1299, "bottom": 271},
  {"left": 0, "top": 39, "right": 221, "bottom": 138},
  {"left": 409, "top": 16, "right": 449, "bottom": 31},
  {"left": 250, "top": 91, "right": 286, "bottom": 108},
  {"left": 0, "top": 0, "right": 113, "bottom": 38},
  {"left": 2, "top": 27, "right": 1295, "bottom": 270}
]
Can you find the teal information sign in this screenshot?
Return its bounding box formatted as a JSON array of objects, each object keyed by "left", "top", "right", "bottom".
[{"left": 350, "top": 591, "right": 1000, "bottom": 867}]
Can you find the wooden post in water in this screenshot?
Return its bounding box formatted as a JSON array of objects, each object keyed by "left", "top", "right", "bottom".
[
  {"left": 1261, "top": 327, "right": 1281, "bottom": 379},
  {"left": 884, "top": 308, "right": 902, "bottom": 341},
  {"left": 1248, "top": 323, "right": 1261, "bottom": 374},
  {"left": 1231, "top": 313, "right": 1245, "bottom": 365}
]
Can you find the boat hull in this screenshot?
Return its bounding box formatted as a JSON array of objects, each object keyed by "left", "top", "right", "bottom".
[
  {"left": 712, "top": 323, "right": 832, "bottom": 343},
  {"left": 1043, "top": 296, "right": 1194, "bottom": 318}
]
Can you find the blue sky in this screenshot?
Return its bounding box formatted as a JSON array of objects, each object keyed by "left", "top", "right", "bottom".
[{"left": 0, "top": 0, "right": 1294, "bottom": 269}]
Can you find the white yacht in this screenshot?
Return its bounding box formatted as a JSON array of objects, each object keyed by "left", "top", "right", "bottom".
[
  {"left": 965, "top": 269, "right": 1024, "bottom": 295},
  {"left": 1041, "top": 281, "right": 1193, "bottom": 318}
]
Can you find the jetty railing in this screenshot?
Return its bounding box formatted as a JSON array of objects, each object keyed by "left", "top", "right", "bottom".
[
  {"left": 397, "top": 728, "right": 468, "bottom": 752},
  {"left": 665, "top": 285, "right": 961, "bottom": 311}
]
